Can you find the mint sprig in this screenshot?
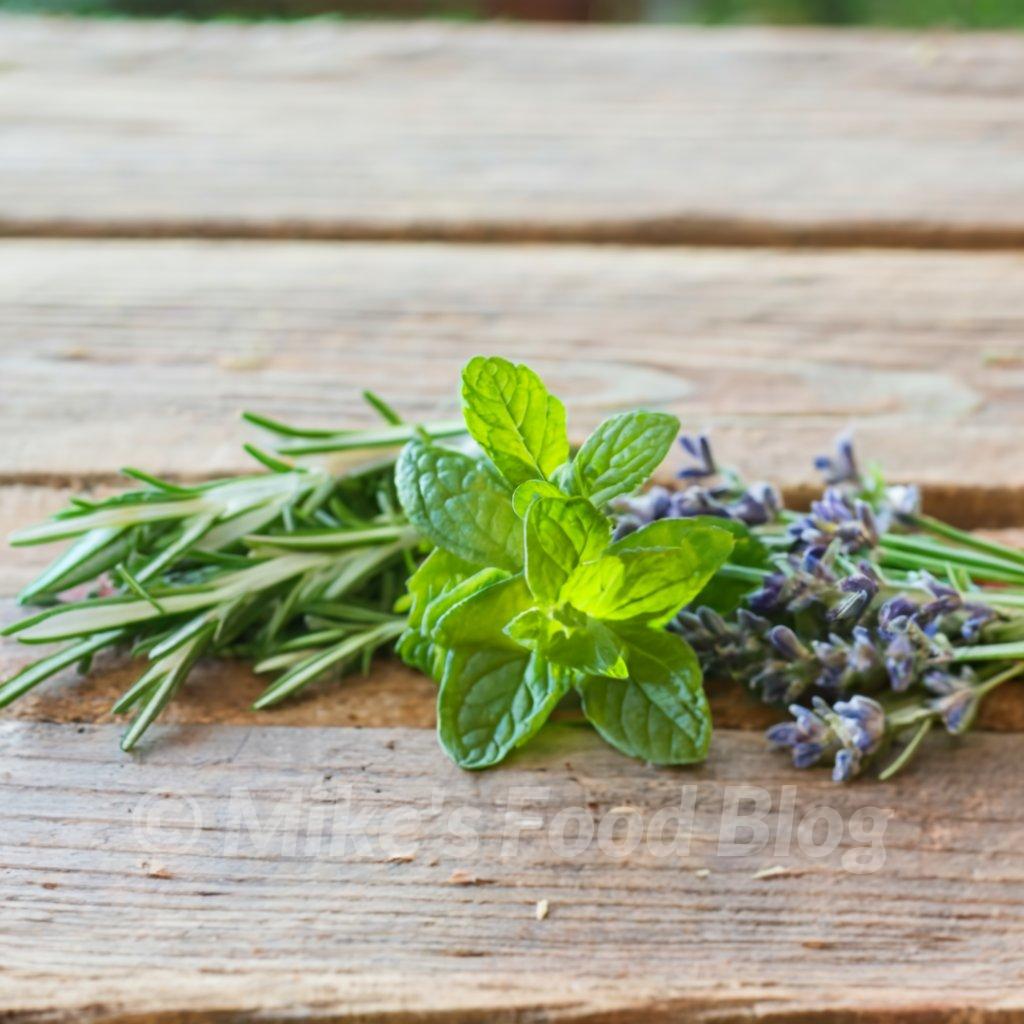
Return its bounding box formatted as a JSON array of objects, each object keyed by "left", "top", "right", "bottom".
[{"left": 395, "top": 355, "right": 734, "bottom": 769}]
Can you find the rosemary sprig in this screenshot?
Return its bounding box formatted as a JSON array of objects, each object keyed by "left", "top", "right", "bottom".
[{"left": 2, "top": 396, "right": 460, "bottom": 750}]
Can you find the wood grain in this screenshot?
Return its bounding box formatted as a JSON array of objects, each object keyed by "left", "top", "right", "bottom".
[
  {"left": 2, "top": 721, "right": 1023, "bottom": 1023},
  {"left": 4, "top": 240, "right": 1024, "bottom": 522},
  {"left": 4, "top": 19, "right": 1024, "bottom": 245}
]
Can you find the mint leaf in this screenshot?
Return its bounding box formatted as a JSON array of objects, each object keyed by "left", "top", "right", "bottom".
[
  {"left": 438, "top": 648, "right": 570, "bottom": 769},
  {"left": 505, "top": 607, "right": 628, "bottom": 679},
  {"left": 563, "top": 524, "right": 733, "bottom": 627},
  {"left": 572, "top": 411, "right": 680, "bottom": 507},
  {"left": 396, "top": 440, "right": 523, "bottom": 571},
  {"left": 396, "top": 548, "right": 485, "bottom": 675},
  {"left": 673, "top": 517, "right": 772, "bottom": 615},
  {"left": 524, "top": 496, "right": 611, "bottom": 605},
  {"left": 579, "top": 628, "right": 710, "bottom": 765},
  {"left": 512, "top": 479, "right": 563, "bottom": 517},
  {"left": 461, "top": 356, "right": 569, "bottom": 487},
  {"left": 435, "top": 574, "right": 533, "bottom": 650},
  {"left": 608, "top": 516, "right": 716, "bottom": 553}
]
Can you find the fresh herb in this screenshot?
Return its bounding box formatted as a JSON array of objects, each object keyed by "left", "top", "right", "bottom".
[
  {"left": 1, "top": 403, "right": 459, "bottom": 750},
  {"left": 395, "top": 356, "right": 734, "bottom": 768},
  {"left": 4, "top": 356, "right": 1024, "bottom": 784},
  {"left": 639, "top": 432, "right": 1024, "bottom": 782}
]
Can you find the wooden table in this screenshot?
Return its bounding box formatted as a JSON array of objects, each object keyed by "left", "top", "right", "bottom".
[{"left": 2, "top": 17, "right": 1024, "bottom": 1023}]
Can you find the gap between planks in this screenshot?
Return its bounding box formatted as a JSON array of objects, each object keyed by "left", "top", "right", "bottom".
[
  {"left": 9, "top": 216, "right": 1024, "bottom": 252},
  {"left": 3, "top": 241, "right": 1024, "bottom": 510},
  {"left": 6, "top": 20, "right": 1024, "bottom": 247}
]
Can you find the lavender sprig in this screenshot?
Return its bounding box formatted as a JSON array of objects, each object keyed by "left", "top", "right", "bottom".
[{"left": 644, "top": 431, "right": 1024, "bottom": 782}]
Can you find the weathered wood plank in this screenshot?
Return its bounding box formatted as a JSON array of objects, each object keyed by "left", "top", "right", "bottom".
[
  {"left": 4, "top": 19, "right": 1024, "bottom": 244},
  {"left": 1, "top": 721, "right": 1022, "bottom": 1023},
  {"left": 3, "top": 241, "right": 1024, "bottom": 522}
]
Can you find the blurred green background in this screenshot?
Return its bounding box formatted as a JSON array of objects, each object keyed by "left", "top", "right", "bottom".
[{"left": 3, "top": 0, "right": 1021, "bottom": 26}]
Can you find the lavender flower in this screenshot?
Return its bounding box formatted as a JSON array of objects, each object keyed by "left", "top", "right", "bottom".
[
  {"left": 766, "top": 704, "right": 832, "bottom": 769},
  {"left": 832, "top": 695, "right": 886, "bottom": 756},
  {"left": 878, "top": 595, "right": 918, "bottom": 630},
  {"left": 769, "top": 625, "right": 810, "bottom": 662},
  {"left": 729, "top": 482, "right": 782, "bottom": 527},
  {"left": 669, "top": 485, "right": 733, "bottom": 520},
  {"left": 789, "top": 488, "right": 879, "bottom": 556},
  {"left": 615, "top": 433, "right": 782, "bottom": 531},
  {"left": 829, "top": 562, "right": 880, "bottom": 621},
  {"left": 961, "top": 605, "right": 997, "bottom": 642},
  {"left": 884, "top": 483, "right": 921, "bottom": 523},
  {"left": 767, "top": 695, "right": 886, "bottom": 782},
  {"left": 814, "top": 433, "right": 860, "bottom": 486},
  {"left": 883, "top": 627, "right": 917, "bottom": 692},
  {"left": 678, "top": 433, "right": 716, "bottom": 480},
  {"left": 924, "top": 668, "right": 979, "bottom": 734},
  {"left": 810, "top": 626, "right": 882, "bottom": 694}
]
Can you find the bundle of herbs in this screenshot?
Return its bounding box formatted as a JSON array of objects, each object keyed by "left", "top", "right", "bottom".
[{"left": 4, "top": 356, "right": 1023, "bottom": 782}]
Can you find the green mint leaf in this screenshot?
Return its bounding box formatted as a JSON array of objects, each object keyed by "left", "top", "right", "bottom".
[
  {"left": 435, "top": 574, "right": 534, "bottom": 650},
  {"left": 670, "top": 516, "right": 772, "bottom": 615},
  {"left": 461, "top": 356, "right": 570, "bottom": 487},
  {"left": 396, "top": 440, "right": 523, "bottom": 571},
  {"left": 563, "top": 524, "right": 734, "bottom": 627},
  {"left": 608, "top": 516, "right": 717, "bottom": 552},
  {"left": 524, "top": 496, "right": 611, "bottom": 605},
  {"left": 396, "top": 551, "right": 505, "bottom": 677},
  {"left": 437, "top": 649, "right": 570, "bottom": 769},
  {"left": 579, "top": 628, "right": 710, "bottom": 765},
  {"left": 512, "top": 479, "right": 563, "bottom": 517},
  {"left": 571, "top": 411, "right": 680, "bottom": 507},
  {"left": 506, "top": 608, "right": 628, "bottom": 679}
]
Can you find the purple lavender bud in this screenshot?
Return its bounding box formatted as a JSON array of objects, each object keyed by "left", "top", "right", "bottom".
[
  {"left": 923, "top": 668, "right": 958, "bottom": 696},
  {"left": 916, "top": 572, "right": 962, "bottom": 623},
  {"left": 924, "top": 668, "right": 979, "bottom": 734},
  {"left": 794, "top": 742, "right": 827, "bottom": 769},
  {"left": 677, "top": 433, "right": 717, "bottom": 480},
  {"left": 854, "top": 500, "right": 879, "bottom": 547},
  {"left": 767, "top": 704, "right": 835, "bottom": 769},
  {"left": 730, "top": 482, "right": 783, "bottom": 526},
  {"left": 811, "top": 639, "right": 848, "bottom": 694},
  {"left": 834, "top": 695, "right": 886, "bottom": 753},
  {"left": 697, "top": 607, "right": 730, "bottom": 637},
  {"left": 752, "top": 668, "right": 792, "bottom": 704},
  {"left": 848, "top": 626, "right": 881, "bottom": 674},
  {"left": 612, "top": 517, "right": 641, "bottom": 541},
  {"left": 961, "top": 604, "right": 996, "bottom": 642},
  {"left": 791, "top": 703, "right": 831, "bottom": 743},
  {"left": 737, "top": 609, "right": 771, "bottom": 633},
  {"left": 765, "top": 722, "right": 802, "bottom": 746},
  {"left": 769, "top": 625, "right": 810, "bottom": 663},
  {"left": 832, "top": 748, "right": 860, "bottom": 783},
  {"left": 612, "top": 486, "right": 673, "bottom": 525},
  {"left": 830, "top": 565, "right": 880, "bottom": 622},
  {"left": 936, "top": 688, "right": 977, "bottom": 734},
  {"left": 878, "top": 596, "right": 917, "bottom": 633},
  {"left": 885, "top": 484, "right": 921, "bottom": 522},
  {"left": 790, "top": 487, "right": 877, "bottom": 556},
  {"left": 748, "top": 572, "right": 787, "bottom": 614},
  {"left": 670, "top": 485, "right": 732, "bottom": 519},
  {"left": 814, "top": 432, "right": 860, "bottom": 486},
  {"left": 884, "top": 630, "right": 917, "bottom": 692}
]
